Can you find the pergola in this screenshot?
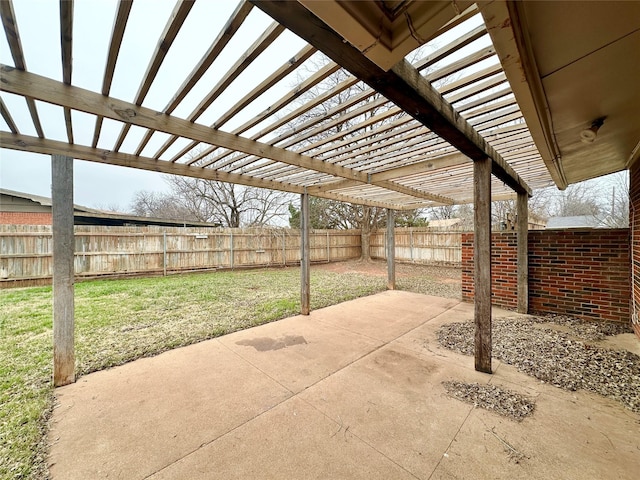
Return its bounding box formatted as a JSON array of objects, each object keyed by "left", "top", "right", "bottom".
[{"left": 1, "top": 1, "right": 638, "bottom": 386}]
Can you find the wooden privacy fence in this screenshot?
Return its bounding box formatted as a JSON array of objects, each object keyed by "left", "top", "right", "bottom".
[
  {"left": 0, "top": 225, "right": 462, "bottom": 287},
  {"left": 370, "top": 227, "right": 462, "bottom": 265},
  {"left": 0, "top": 225, "right": 361, "bottom": 287}
]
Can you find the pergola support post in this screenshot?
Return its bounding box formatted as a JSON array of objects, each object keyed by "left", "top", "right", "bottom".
[
  {"left": 517, "top": 192, "right": 529, "bottom": 314},
  {"left": 300, "top": 192, "right": 310, "bottom": 315},
  {"left": 52, "top": 154, "right": 75, "bottom": 386},
  {"left": 386, "top": 208, "right": 395, "bottom": 290},
  {"left": 474, "top": 157, "right": 492, "bottom": 373}
]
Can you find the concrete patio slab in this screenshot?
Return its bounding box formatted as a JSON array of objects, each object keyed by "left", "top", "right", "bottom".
[
  {"left": 431, "top": 380, "right": 640, "bottom": 480},
  {"left": 148, "top": 396, "right": 417, "bottom": 480},
  {"left": 49, "top": 339, "right": 292, "bottom": 479},
  {"left": 218, "top": 312, "right": 382, "bottom": 394},
  {"left": 298, "top": 344, "right": 493, "bottom": 479},
  {"left": 47, "top": 291, "right": 640, "bottom": 480}
]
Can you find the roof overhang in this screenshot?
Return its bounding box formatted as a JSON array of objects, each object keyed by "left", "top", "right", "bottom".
[
  {"left": 480, "top": 0, "right": 640, "bottom": 187},
  {"left": 299, "top": 0, "right": 474, "bottom": 70}
]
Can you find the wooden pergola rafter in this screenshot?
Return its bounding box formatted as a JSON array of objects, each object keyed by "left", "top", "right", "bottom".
[{"left": 0, "top": 0, "right": 552, "bottom": 210}]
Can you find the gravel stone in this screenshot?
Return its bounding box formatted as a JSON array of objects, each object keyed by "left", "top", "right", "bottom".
[
  {"left": 437, "top": 315, "right": 640, "bottom": 413},
  {"left": 443, "top": 381, "right": 536, "bottom": 421}
]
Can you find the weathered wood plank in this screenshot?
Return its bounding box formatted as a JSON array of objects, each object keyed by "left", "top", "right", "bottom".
[
  {"left": 0, "top": 96, "right": 19, "bottom": 133},
  {"left": 165, "top": 1, "right": 253, "bottom": 114},
  {"left": 517, "top": 191, "right": 529, "bottom": 314},
  {"left": 112, "top": 0, "right": 194, "bottom": 151},
  {"left": 92, "top": 0, "right": 133, "bottom": 147},
  {"left": 300, "top": 193, "right": 310, "bottom": 315},
  {"left": 0, "top": 0, "right": 44, "bottom": 137},
  {"left": 59, "top": 0, "right": 74, "bottom": 144},
  {"left": 155, "top": 21, "right": 286, "bottom": 159},
  {"left": 0, "top": 132, "right": 403, "bottom": 209},
  {"left": 474, "top": 157, "right": 492, "bottom": 373},
  {"left": 51, "top": 154, "right": 75, "bottom": 386}
]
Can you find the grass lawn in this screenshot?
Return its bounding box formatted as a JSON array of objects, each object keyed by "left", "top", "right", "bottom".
[{"left": 1, "top": 266, "right": 397, "bottom": 480}]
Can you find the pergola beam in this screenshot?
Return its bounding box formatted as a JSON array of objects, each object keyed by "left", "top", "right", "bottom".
[
  {"left": 92, "top": 0, "right": 132, "bottom": 148},
  {"left": 300, "top": 192, "right": 310, "bottom": 315},
  {"left": 386, "top": 209, "right": 395, "bottom": 290},
  {"left": 0, "top": 66, "right": 367, "bottom": 183},
  {"left": 517, "top": 192, "right": 529, "bottom": 314},
  {"left": 474, "top": 157, "right": 492, "bottom": 374},
  {"left": 253, "top": 0, "right": 531, "bottom": 197},
  {"left": 0, "top": 132, "right": 405, "bottom": 210}
]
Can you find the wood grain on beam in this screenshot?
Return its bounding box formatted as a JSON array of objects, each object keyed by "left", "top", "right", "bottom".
[
  {"left": 474, "top": 156, "right": 492, "bottom": 374},
  {"left": 517, "top": 192, "right": 529, "bottom": 314}
]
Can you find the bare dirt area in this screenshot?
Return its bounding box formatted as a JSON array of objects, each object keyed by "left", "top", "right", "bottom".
[{"left": 315, "top": 259, "right": 462, "bottom": 299}]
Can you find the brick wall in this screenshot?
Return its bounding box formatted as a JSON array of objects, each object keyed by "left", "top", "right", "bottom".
[
  {"left": 462, "top": 233, "right": 518, "bottom": 310},
  {"left": 462, "top": 229, "right": 630, "bottom": 323},
  {"left": 0, "top": 212, "right": 52, "bottom": 225},
  {"left": 630, "top": 162, "right": 640, "bottom": 337}
]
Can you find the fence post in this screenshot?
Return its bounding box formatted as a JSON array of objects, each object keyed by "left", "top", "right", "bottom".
[
  {"left": 283, "top": 230, "right": 286, "bottom": 266},
  {"left": 163, "top": 231, "right": 167, "bottom": 276},
  {"left": 230, "top": 232, "right": 234, "bottom": 270},
  {"left": 326, "top": 231, "right": 330, "bottom": 262},
  {"left": 410, "top": 228, "right": 414, "bottom": 263}
]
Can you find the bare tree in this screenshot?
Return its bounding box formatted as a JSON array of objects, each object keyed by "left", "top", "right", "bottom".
[
  {"left": 600, "top": 171, "right": 629, "bottom": 228},
  {"left": 166, "top": 176, "right": 291, "bottom": 227},
  {"left": 130, "top": 190, "right": 198, "bottom": 221},
  {"left": 130, "top": 176, "right": 292, "bottom": 227}
]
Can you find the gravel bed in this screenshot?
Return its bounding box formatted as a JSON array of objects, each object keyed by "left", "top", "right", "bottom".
[
  {"left": 443, "top": 381, "right": 536, "bottom": 421},
  {"left": 438, "top": 315, "right": 640, "bottom": 413}
]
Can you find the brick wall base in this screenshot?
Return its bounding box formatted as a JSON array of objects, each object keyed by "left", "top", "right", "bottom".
[{"left": 462, "top": 229, "right": 630, "bottom": 324}]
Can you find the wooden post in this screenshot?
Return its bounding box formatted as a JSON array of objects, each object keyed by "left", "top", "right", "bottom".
[
  {"left": 52, "top": 154, "right": 75, "bottom": 386},
  {"left": 326, "top": 231, "right": 330, "bottom": 262},
  {"left": 230, "top": 232, "right": 234, "bottom": 270},
  {"left": 410, "top": 228, "right": 414, "bottom": 262},
  {"left": 387, "top": 209, "right": 396, "bottom": 290},
  {"left": 474, "top": 157, "right": 492, "bottom": 374},
  {"left": 300, "top": 192, "right": 310, "bottom": 315},
  {"left": 282, "top": 230, "right": 286, "bottom": 266},
  {"left": 517, "top": 192, "right": 529, "bottom": 314}
]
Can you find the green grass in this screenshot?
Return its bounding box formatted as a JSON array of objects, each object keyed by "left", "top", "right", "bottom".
[{"left": 0, "top": 267, "right": 387, "bottom": 479}]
